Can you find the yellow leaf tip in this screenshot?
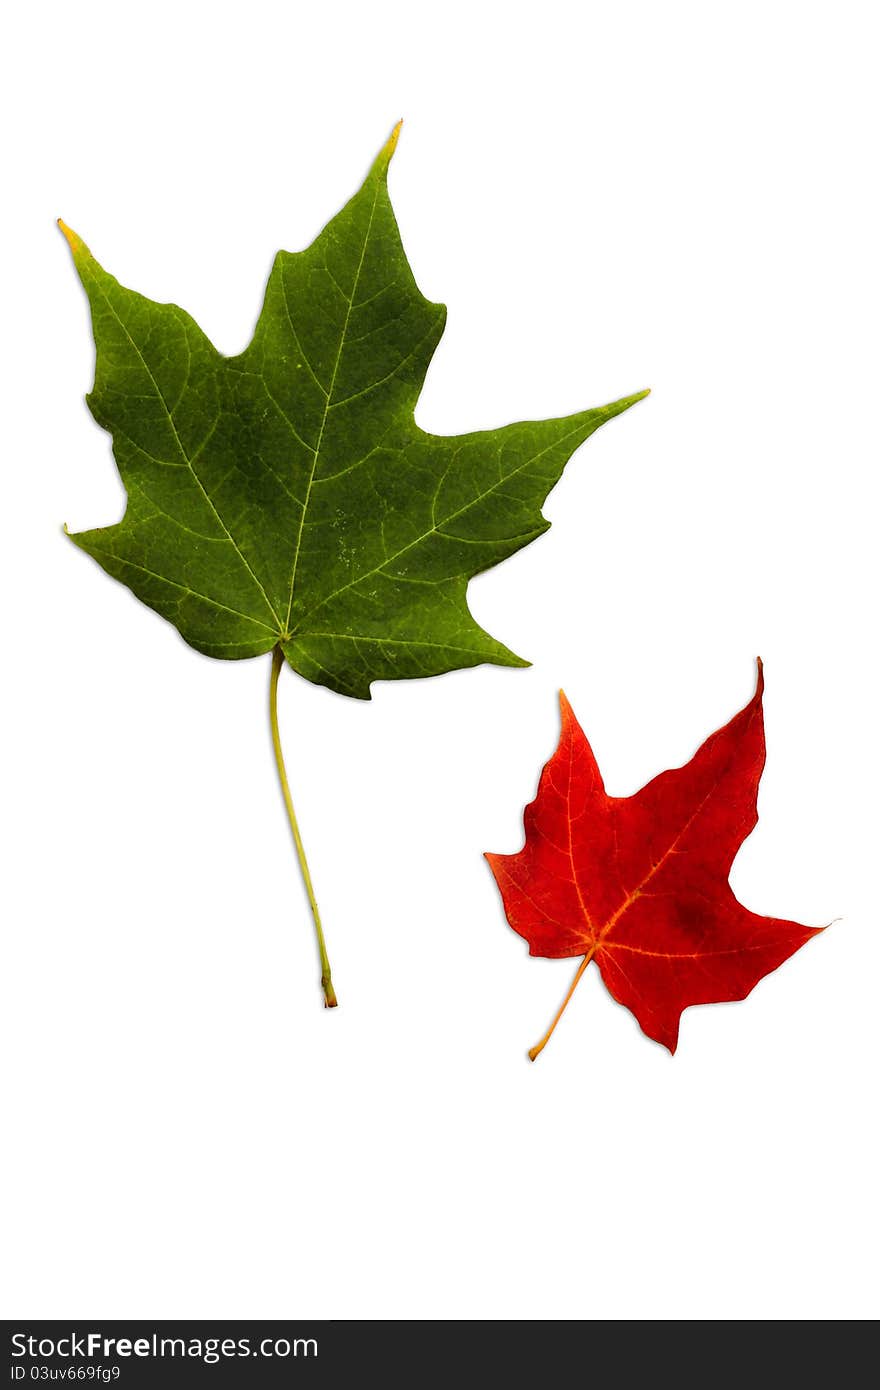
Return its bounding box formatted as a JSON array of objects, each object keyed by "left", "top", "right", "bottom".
[
  {"left": 386, "top": 118, "right": 403, "bottom": 158},
  {"left": 374, "top": 120, "right": 403, "bottom": 173},
  {"left": 57, "top": 219, "right": 84, "bottom": 258}
]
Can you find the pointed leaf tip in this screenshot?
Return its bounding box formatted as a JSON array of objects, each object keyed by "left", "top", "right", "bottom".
[
  {"left": 612, "top": 387, "right": 651, "bottom": 413},
  {"left": 587, "top": 388, "right": 651, "bottom": 428},
  {"left": 373, "top": 120, "right": 403, "bottom": 175},
  {"left": 58, "top": 219, "right": 86, "bottom": 259},
  {"left": 557, "top": 689, "right": 585, "bottom": 745},
  {"left": 385, "top": 118, "right": 403, "bottom": 158}
]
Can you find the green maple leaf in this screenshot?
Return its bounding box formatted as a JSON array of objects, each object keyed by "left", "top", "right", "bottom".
[
  {"left": 61, "top": 124, "right": 646, "bottom": 698},
  {"left": 61, "top": 124, "right": 648, "bottom": 1005}
]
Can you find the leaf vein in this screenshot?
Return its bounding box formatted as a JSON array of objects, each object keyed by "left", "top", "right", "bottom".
[{"left": 283, "top": 182, "right": 382, "bottom": 630}]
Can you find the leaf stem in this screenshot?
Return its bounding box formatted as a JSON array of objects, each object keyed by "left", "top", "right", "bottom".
[
  {"left": 528, "top": 945, "right": 597, "bottom": 1061},
  {"left": 269, "top": 646, "right": 337, "bottom": 1008}
]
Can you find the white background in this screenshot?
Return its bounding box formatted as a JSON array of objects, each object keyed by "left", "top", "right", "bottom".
[{"left": 3, "top": 0, "right": 877, "bottom": 1321}]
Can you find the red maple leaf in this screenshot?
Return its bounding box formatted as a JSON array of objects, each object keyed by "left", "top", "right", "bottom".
[{"left": 486, "top": 662, "right": 822, "bottom": 1057}]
